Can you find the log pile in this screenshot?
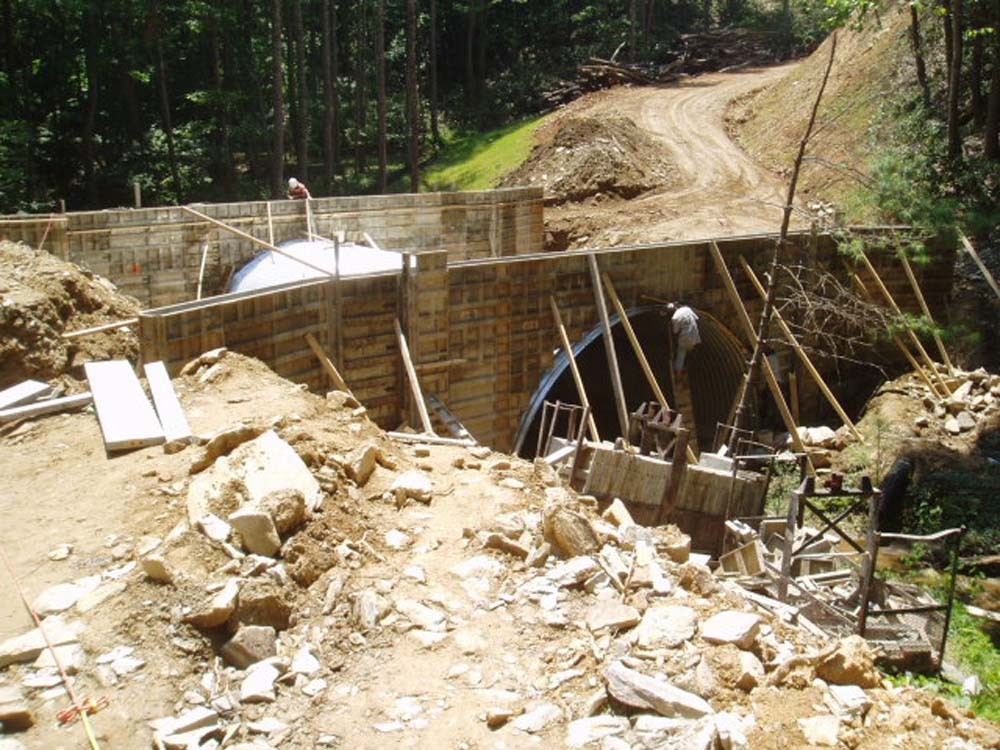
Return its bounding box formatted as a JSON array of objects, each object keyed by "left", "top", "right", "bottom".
[{"left": 544, "top": 28, "right": 780, "bottom": 106}]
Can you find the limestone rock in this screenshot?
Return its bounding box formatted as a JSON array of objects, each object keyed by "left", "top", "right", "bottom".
[
  {"left": 31, "top": 582, "right": 84, "bottom": 616},
  {"left": 826, "top": 684, "right": 871, "bottom": 717},
  {"left": 566, "top": 716, "right": 629, "bottom": 747},
  {"left": 635, "top": 605, "right": 699, "bottom": 648},
  {"left": 259, "top": 489, "right": 306, "bottom": 536},
  {"left": 525, "top": 542, "right": 551, "bottom": 568},
  {"left": 395, "top": 599, "right": 447, "bottom": 631},
  {"left": 0, "top": 616, "right": 84, "bottom": 668},
  {"left": 229, "top": 507, "right": 282, "bottom": 557},
  {"left": 956, "top": 411, "right": 976, "bottom": 432},
  {"left": 544, "top": 506, "right": 600, "bottom": 558},
  {"left": 391, "top": 471, "right": 434, "bottom": 504},
  {"left": 485, "top": 707, "right": 515, "bottom": 729},
  {"left": 77, "top": 580, "right": 127, "bottom": 613},
  {"left": 484, "top": 532, "right": 530, "bottom": 559},
  {"left": 677, "top": 562, "right": 716, "bottom": 595},
  {"left": 816, "top": 636, "right": 881, "bottom": 688},
  {"left": 700, "top": 611, "right": 761, "bottom": 650},
  {"left": 220, "top": 626, "right": 277, "bottom": 668},
  {"left": 945, "top": 417, "right": 961, "bottom": 434},
  {"left": 585, "top": 601, "right": 641, "bottom": 634},
  {"left": 797, "top": 715, "right": 840, "bottom": 746},
  {"left": 346, "top": 443, "right": 381, "bottom": 486},
  {"left": 352, "top": 590, "right": 391, "bottom": 631},
  {"left": 141, "top": 554, "right": 176, "bottom": 584},
  {"left": 33, "top": 643, "right": 86, "bottom": 674},
  {"left": 197, "top": 513, "right": 232, "bottom": 542},
  {"left": 189, "top": 423, "right": 265, "bottom": 474},
  {"left": 185, "top": 579, "right": 240, "bottom": 629},
  {"left": 233, "top": 579, "right": 292, "bottom": 630},
  {"left": 511, "top": 702, "right": 563, "bottom": 733},
  {"left": 291, "top": 646, "right": 321, "bottom": 676},
  {"left": 546, "top": 557, "right": 601, "bottom": 588},
  {"left": 0, "top": 685, "right": 34, "bottom": 731},
  {"left": 150, "top": 706, "right": 220, "bottom": 738},
  {"left": 0, "top": 739, "right": 28, "bottom": 750},
  {"left": 734, "top": 651, "right": 764, "bottom": 691},
  {"left": 601, "top": 498, "right": 635, "bottom": 528},
  {"left": 604, "top": 660, "right": 714, "bottom": 718}
]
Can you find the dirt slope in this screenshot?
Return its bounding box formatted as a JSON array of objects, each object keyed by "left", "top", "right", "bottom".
[{"left": 515, "top": 63, "right": 800, "bottom": 250}]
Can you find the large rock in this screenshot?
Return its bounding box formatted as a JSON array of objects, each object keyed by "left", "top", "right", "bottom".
[
  {"left": 546, "top": 557, "right": 601, "bottom": 588},
  {"left": 259, "top": 489, "right": 306, "bottom": 536},
  {"left": 188, "top": 423, "right": 265, "bottom": 474},
  {"left": 31, "top": 582, "right": 85, "bottom": 617},
  {"left": 635, "top": 606, "right": 698, "bottom": 648},
  {"left": 700, "top": 611, "right": 761, "bottom": 650},
  {"left": 187, "top": 430, "right": 323, "bottom": 524},
  {"left": 229, "top": 507, "right": 282, "bottom": 557},
  {"left": 585, "top": 601, "right": 641, "bottom": 634},
  {"left": 816, "top": 635, "right": 881, "bottom": 688},
  {"left": 0, "top": 616, "right": 84, "bottom": 668},
  {"left": 677, "top": 562, "right": 716, "bottom": 595},
  {"left": 184, "top": 579, "right": 240, "bottom": 629},
  {"left": 220, "top": 626, "right": 277, "bottom": 668},
  {"left": 345, "top": 443, "right": 382, "bottom": 486},
  {"left": 233, "top": 579, "right": 292, "bottom": 630},
  {"left": 604, "top": 661, "right": 714, "bottom": 718},
  {"left": 544, "top": 506, "right": 600, "bottom": 558}
]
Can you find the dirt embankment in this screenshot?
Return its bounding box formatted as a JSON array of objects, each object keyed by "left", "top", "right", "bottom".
[{"left": 0, "top": 240, "right": 140, "bottom": 390}]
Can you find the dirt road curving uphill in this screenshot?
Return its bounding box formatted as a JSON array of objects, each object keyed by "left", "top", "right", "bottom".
[{"left": 541, "top": 63, "right": 801, "bottom": 249}]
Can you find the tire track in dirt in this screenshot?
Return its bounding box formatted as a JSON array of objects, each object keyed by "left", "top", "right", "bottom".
[{"left": 545, "top": 63, "right": 801, "bottom": 247}]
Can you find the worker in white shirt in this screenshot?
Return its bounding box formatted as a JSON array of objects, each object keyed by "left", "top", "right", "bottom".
[{"left": 665, "top": 303, "right": 701, "bottom": 374}]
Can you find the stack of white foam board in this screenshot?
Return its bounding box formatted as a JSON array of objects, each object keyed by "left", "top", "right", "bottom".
[
  {"left": 84, "top": 361, "right": 166, "bottom": 451},
  {"left": 144, "top": 361, "right": 192, "bottom": 443},
  {"left": 0, "top": 380, "right": 53, "bottom": 411}
]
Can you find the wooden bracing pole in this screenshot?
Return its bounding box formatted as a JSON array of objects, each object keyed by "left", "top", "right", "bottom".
[
  {"left": 266, "top": 201, "right": 275, "bottom": 246},
  {"left": 550, "top": 297, "right": 601, "bottom": 443},
  {"left": 738, "top": 256, "right": 863, "bottom": 442},
  {"left": 709, "top": 241, "right": 814, "bottom": 473},
  {"left": 305, "top": 332, "right": 352, "bottom": 394},
  {"left": 196, "top": 239, "right": 210, "bottom": 300},
  {"left": 845, "top": 265, "right": 944, "bottom": 402},
  {"left": 961, "top": 234, "right": 1000, "bottom": 302},
  {"left": 896, "top": 248, "right": 955, "bottom": 375},
  {"left": 181, "top": 205, "right": 335, "bottom": 279},
  {"left": 602, "top": 272, "right": 697, "bottom": 464},
  {"left": 394, "top": 318, "right": 435, "bottom": 435},
  {"left": 588, "top": 254, "right": 630, "bottom": 438},
  {"left": 857, "top": 249, "right": 951, "bottom": 396}
]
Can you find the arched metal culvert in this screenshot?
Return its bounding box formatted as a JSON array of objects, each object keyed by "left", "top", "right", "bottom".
[{"left": 513, "top": 306, "right": 750, "bottom": 456}]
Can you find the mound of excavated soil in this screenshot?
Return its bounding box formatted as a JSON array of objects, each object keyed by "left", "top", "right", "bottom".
[
  {"left": 502, "top": 115, "right": 674, "bottom": 205},
  {"left": 0, "top": 240, "right": 141, "bottom": 390}
]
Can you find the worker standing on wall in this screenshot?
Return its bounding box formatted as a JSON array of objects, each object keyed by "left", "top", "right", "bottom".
[
  {"left": 287, "top": 177, "right": 311, "bottom": 200},
  {"left": 665, "top": 303, "right": 701, "bottom": 374}
]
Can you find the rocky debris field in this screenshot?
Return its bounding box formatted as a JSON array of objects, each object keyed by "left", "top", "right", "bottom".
[
  {"left": 0, "top": 241, "right": 140, "bottom": 391},
  {"left": 1, "top": 350, "right": 999, "bottom": 749},
  {"left": 502, "top": 116, "right": 675, "bottom": 206}
]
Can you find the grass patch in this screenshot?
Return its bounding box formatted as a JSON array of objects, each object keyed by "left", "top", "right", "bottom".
[{"left": 421, "top": 115, "right": 547, "bottom": 192}]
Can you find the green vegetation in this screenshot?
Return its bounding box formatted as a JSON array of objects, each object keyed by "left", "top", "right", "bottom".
[{"left": 420, "top": 116, "right": 547, "bottom": 192}]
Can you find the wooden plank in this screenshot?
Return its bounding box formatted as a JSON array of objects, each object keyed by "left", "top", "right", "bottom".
[
  {"left": 62, "top": 318, "right": 139, "bottom": 339},
  {"left": 143, "top": 361, "right": 192, "bottom": 442},
  {"left": 587, "top": 254, "right": 629, "bottom": 437},
  {"left": 394, "top": 318, "right": 435, "bottom": 435},
  {"left": 305, "top": 332, "right": 351, "bottom": 392},
  {"left": 84, "top": 361, "right": 165, "bottom": 451},
  {"left": 0, "top": 380, "right": 52, "bottom": 411},
  {"left": 0, "top": 392, "right": 92, "bottom": 424}
]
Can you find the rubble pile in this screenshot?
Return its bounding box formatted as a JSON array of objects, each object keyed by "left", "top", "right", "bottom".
[{"left": 1, "top": 351, "right": 999, "bottom": 748}]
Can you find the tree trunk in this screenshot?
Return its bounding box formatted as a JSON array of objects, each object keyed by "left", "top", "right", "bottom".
[
  {"left": 986, "top": 38, "right": 1000, "bottom": 158},
  {"left": 291, "top": 0, "right": 308, "bottom": 182},
  {"left": 270, "top": 0, "right": 285, "bottom": 197},
  {"left": 644, "top": 0, "right": 655, "bottom": 49},
  {"left": 946, "top": 0, "right": 963, "bottom": 160},
  {"left": 354, "top": 0, "right": 367, "bottom": 176},
  {"left": 628, "top": 0, "right": 637, "bottom": 62},
  {"left": 82, "top": 2, "right": 100, "bottom": 207},
  {"left": 406, "top": 0, "right": 420, "bottom": 191},
  {"left": 465, "top": 2, "right": 476, "bottom": 109},
  {"left": 909, "top": 3, "right": 931, "bottom": 110},
  {"left": 477, "top": 2, "right": 487, "bottom": 110},
  {"left": 375, "top": 0, "right": 387, "bottom": 192},
  {"left": 156, "top": 35, "right": 181, "bottom": 199},
  {"left": 239, "top": 0, "right": 268, "bottom": 182},
  {"left": 429, "top": 0, "right": 441, "bottom": 145},
  {"left": 209, "top": 16, "right": 234, "bottom": 195},
  {"left": 322, "top": 0, "right": 336, "bottom": 192},
  {"left": 971, "top": 34, "right": 985, "bottom": 129}
]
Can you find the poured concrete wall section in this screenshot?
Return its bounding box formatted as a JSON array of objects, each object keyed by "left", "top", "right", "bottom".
[
  {"left": 0, "top": 187, "right": 543, "bottom": 308},
  {"left": 138, "top": 230, "right": 956, "bottom": 453}
]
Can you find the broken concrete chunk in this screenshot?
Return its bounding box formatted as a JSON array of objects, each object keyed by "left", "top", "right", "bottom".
[
  {"left": 0, "top": 685, "right": 34, "bottom": 731},
  {"left": 241, "top": 662, "right": 280, "bottom": 703},
  {"left": 544, "top": 506, "right": 600, "bottom": 558},
  {"left": 345, "top": 443, "right": 382, "bottom": 486},
  {"left": 635, "top": 605, "right": 699, "bottom": 649},
  {"left": 220, "top": 626, "right": 277, "bottom": 669},
  {"left": 31, "top": 582, "right": 85, "bottom": 617},
  {"left": 229, "top": 506, "right": 282, "bottom": 557},
  {"left": 259, "top": 489, "right": 306, "bottom": 536},
  {"left": 604, "top": 661, "right": 714, "bottom": 718},
  {"left": 390, "top": 471, "right": 433, "bottom": 504},
  {"left": 585, "top": 601, "right": 641, "bottom": 634},
  {"left": 700, "top": 611, "right": 761, "bottom": 650},
  {"left": 566, "top": 715, "right": 629, "bottom": 747},
  {"left": 0, "top": 616, "right": 84, "bottom": 668},
  {"left": 185, "top": 579, "right": 240, "bottom": 629}
]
